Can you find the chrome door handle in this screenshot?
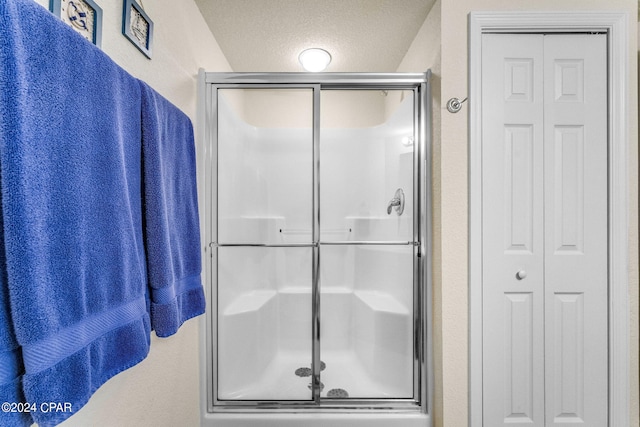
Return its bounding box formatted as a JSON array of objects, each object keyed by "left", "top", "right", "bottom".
[{"left": 516, "top": 270, "right": 527, "bottom": 280}]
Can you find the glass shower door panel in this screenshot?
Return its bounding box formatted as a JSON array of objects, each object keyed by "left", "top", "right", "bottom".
[
  {"left": 319, "top": 244, "right": 415, "bottom": 399},
  {"left": 320, "top": 90, "right": 415, "bottom": 242},
  {"left": 217, "top": 246, "right": 312, "bottom": 401},
  {"left": 217, "top": 89, "right": 313, "bottom": 244}
]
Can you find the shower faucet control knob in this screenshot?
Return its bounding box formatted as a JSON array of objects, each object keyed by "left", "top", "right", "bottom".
[{"left": 387, "top": 188, "right": 405, "bottom": 216}]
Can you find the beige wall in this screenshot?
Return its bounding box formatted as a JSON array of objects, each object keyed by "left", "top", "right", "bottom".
[
  {"left": 398, "top": 1, "right": 639, "bottom": 426},
  {"left": 395, "top": 1, "right": 443, "bottom": 425},
  {"left": 438, "top": 1, "right": 639, "bottom": 427},
  {"left": 32, "top": 0, "right": 232, "bottom": 426}
]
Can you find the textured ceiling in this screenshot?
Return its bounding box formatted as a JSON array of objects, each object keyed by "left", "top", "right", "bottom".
[{"left": 194, "top": 0, "right": 436, "bottom": 72}]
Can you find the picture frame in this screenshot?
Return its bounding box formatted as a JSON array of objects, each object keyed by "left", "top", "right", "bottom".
[
  {"left": 49, "top": 0, "right": 103, "bottom": 47},
  {"left": 122, "top": 0, "right": 154, "bottom": 59}
]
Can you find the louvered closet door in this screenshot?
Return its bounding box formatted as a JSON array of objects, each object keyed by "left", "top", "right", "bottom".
[{"left": 481, "top": 33, "right": 608, "bottom": 427}]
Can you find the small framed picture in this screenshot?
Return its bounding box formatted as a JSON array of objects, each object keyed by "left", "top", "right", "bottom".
[
  {"left": 122, "top": 0, "right": 153, "bottom": 59},
  {"left": 50, "top": 0, "right": 103, "bottom": 47}
]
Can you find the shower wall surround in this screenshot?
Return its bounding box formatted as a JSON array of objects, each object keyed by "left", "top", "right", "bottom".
[
  {"left": 216, "top": 90, "right": 415, "bottom": 399},
  {"left": 217, "top": 90, "right": 414, "bottom": 243}
]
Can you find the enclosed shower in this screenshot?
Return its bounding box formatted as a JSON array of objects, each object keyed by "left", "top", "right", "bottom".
[{"left": 199, "top": 72, "right": 432, "bottom": 426}]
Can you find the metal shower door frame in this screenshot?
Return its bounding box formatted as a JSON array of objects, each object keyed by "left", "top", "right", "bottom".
[{"left": 200, "top": 71, "right": 433, "bottom": 416}]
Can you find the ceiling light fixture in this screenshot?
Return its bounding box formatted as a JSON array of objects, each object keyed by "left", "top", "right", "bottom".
[
  {"left": 299, "top": 48, "right": 331, "bottom": 72},
  {"left": 402, "top": 136, "right": 414, "bottom": 147}
]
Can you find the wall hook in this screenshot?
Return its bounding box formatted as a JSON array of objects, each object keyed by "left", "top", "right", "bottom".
[{"left": 446, "top": 97, "right": 468, "bottom": 113}]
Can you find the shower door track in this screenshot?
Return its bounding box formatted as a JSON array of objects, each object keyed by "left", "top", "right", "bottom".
[
  {"left": 215, "top": 241, "right": 417, "bottom": 246},
  {"left": 200, "top": 71, "right": 433, "bottom": 416}
]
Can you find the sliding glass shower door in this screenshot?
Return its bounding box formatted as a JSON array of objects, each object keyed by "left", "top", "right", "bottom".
[
  {"left": 318, "top": 90, "right": 416, "bottom": 399},
  {"left": 207, "top": 73, "right": 430, "bottom": 411},
  {"left": 216, "top": 88, "right": 314, "bottom": 401}
]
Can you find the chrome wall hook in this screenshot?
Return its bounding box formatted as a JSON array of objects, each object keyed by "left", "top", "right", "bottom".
[{"left": 446, "top": 97, "right": 468, "bottom": 113}]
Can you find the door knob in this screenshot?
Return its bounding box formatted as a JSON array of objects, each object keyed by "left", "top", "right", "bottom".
[{"left": 516, "top": 270, "right": 527, "bottom": 280}]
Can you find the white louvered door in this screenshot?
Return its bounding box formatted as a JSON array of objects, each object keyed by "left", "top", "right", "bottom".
[{"left": 481, "top": 33, "right": 608, "bottom": 427}]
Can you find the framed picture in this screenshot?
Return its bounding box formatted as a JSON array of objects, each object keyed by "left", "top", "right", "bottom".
[
  {"left": 50, "top": 0, "right": 103, "bottom": 47},
  {"left": 122, "top": 0, "right": 153, "bottom": 59}
]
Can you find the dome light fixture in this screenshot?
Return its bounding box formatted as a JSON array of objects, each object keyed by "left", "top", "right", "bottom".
[
  {"left": 401, "top": 136, "right": 414, "bottom": 147},
  {"left": 298, "top": 48, "right": 332, "bottom": 72}
]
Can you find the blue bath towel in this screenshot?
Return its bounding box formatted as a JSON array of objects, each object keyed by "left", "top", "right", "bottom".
[
  {"left": 0, "top": 0, "right": 151, "bottom": 425},
  {"left": 0, "top": 212, "right": 29, "bottom": 427},
  {"left": 139, "top": 82, "right": 205, "bottom": 337}
]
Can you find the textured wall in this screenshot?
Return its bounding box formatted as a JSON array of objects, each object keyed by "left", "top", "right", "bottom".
[
  {"left": 395, "top": 1, "right": 442, "bottom": 425},
  {"left": 397, "top": 1, "right": 638, "bottom": 426},
  {"left": 438, "top": 1, "right": 639, "bottom": 426}
]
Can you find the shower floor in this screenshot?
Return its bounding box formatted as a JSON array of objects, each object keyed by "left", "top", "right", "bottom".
[{"left": 218, "top": 350, "right": 410, "bottom": 401}]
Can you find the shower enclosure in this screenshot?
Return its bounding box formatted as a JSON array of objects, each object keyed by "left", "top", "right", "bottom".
[{"left": 199, "top": 72, "right": 432, "bottom": 426}]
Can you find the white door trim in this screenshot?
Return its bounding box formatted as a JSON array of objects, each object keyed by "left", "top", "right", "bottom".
[{"left": 468, "top": 11, "right": 630, "bottom": 427}]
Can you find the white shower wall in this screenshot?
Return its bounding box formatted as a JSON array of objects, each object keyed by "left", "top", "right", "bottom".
[
  {"left": 217, "top": 245, "right": 414, "bottom": 399},
  {"left": 216, "top": 89, "right": 415, "bottom": 399},
  {"left": 218, "top": 90, "right": 415, "bottom": 243}
]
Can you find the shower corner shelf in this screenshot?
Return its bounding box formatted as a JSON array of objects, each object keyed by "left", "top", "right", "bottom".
[
  {"left": 224, "top": 290, "right": 276, "bottom": 316},
  {"left": 354, "top": 290, "right": 409, "bottom": 315}
]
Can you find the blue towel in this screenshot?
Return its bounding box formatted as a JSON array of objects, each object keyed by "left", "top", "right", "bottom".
[
  {"left": 0, "top": 0, "right": 151, "bottom": 425},
  {"left": 0, "top": 211, "right": 29, "bottom": 427},
  {"left": 139, "top": 82, "right": 205, "bottom": 337}
]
